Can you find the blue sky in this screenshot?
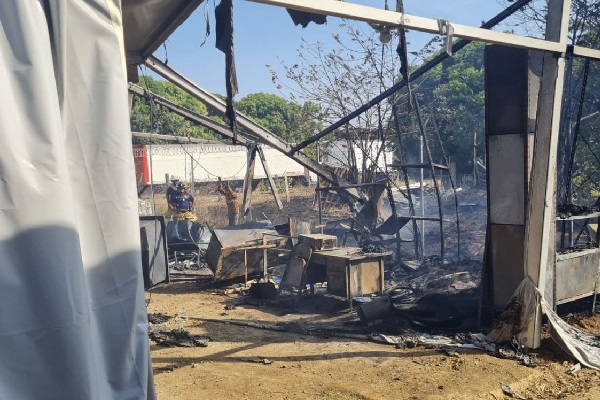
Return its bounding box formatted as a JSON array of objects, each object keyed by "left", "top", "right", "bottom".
[{"left": 149, "top": 1, "right": 507, "bottom": 98}]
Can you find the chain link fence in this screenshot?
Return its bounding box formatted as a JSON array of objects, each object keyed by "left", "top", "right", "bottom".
[{"left": 136, "top": 142, "right": 349, "bottom": 228}]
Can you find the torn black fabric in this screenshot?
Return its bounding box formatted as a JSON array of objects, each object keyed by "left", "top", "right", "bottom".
[
  {"left": 395, "top": 0, "right": 412, "bottom": 110},
  {"left": 215, "top": 0, "right": 239, "bottom": 143},
  {"left": 286, "top": 9, "right": 327, "bottom": 28}
]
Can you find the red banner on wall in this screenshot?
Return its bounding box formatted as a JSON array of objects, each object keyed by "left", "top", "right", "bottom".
[{"left": 133, "top": 145, "right": 149, "bottom": 185}]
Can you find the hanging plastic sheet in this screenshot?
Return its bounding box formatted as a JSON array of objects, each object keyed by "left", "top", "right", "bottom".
[
  {"left": 215, "top": 0, "right": 239, "bottom": 143},
  {"left": 490, "top": 278, "right": 600, "bottom": 370},
  {"left": 0, "top": 1, "right": 154, "bottom": 398}
]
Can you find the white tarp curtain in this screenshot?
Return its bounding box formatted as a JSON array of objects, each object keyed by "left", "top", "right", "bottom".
[{"left": 0, "top": 1, "right": 154, "bottom": 399}]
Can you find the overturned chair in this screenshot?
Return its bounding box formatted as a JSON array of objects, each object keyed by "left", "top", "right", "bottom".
[{"left": 277, "top": 243, "right": 313, "bottom": 305}]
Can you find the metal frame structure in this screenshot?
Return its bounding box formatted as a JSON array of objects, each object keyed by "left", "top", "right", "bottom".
[
  {"left": 143, "top": 56, "right": 362, "bottom": 203},
  {"left": 124, "top": 0, "right": 600, "bottom": 348},
  {"left": 238, "top": 0, "right": 589, "bottom": 349}
]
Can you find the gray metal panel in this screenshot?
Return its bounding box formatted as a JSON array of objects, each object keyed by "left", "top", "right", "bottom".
[
  {"left": 485, "top": 45, "right": 528, "bottom": 136},
  {"left": 140, "top": 217, "right": 169, "bottom": 289},
  {"left": 212, "top": 222, "right": 278, "bottom": 248},
  {"left": 556, "top": 250, "right": 599, "bottom": 304},
  {"left": 123, "top": 0, "right": 204, "bottom": 61},
  {"left": 490, "top": 224, "right": 526, "bottom": 307},
  {"left": 488, "top": 134, "right": 526, "bottom": 225}
]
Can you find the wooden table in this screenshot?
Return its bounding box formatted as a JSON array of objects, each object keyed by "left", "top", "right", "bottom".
[{"left": 307, "top": 247, "right": 391, "bottom": 310}]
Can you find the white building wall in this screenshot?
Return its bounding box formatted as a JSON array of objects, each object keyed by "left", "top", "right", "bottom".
[{"left": 146, "top": 143, "right": 308, "bottom": 184}]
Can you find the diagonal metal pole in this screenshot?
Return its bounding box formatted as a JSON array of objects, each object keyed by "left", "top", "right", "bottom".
[
  {"left": 256, "top": 146, "right": 284, "bottom": 211},
  {"left": 288, "top": 0, "right": 535, "bottom": 154}
]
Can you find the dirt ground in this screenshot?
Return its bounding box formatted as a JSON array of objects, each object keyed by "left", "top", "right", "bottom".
[
  {"left": 145, "top": 185, "right": 600, "bottom": 399},
  {"left": 146, "top": 283, "right": 600, "bottom": 400}
]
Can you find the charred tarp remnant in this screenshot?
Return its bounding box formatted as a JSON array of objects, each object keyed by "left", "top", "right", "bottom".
[
  {"left": 215, "top": 0, "right": 239, "bottom": 143},
  {"left": 149, "top": 327, "right": 209, "bottom": 347},
  {"left": 148, "top": 313, "right": 173, "bottom": 325},
  {"left": 286, "top": 9, "right": 326, "bottom": 27}
]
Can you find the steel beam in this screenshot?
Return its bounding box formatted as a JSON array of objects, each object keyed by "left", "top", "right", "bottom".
[
  {"left": 247, "top": 0, "right": 564, "bottom": 53},
  {"left": 144, "top": 56, "right": 361, "bottom": 201}
]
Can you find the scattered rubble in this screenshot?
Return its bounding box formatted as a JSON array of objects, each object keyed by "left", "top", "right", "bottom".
[
  {"left": 239, "top": 357, "right": 273, "bottom": 365},
  {"left": 500, "top": 382, "right": 526, "bottom": 400},
  {"left": 148, "top": 312, "right": 173, "bottom": 325},
  {"left": 568, "top": 363, "right": 582, "bottom": 376},
  {"left": 149, "top": 327, "right": 209, "bottom": 347}
]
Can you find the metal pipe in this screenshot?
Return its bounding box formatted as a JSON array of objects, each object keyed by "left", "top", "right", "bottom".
[
  {"left": 317, "top": 143, "right": 323, "bottom": 231},
  {"left": 129, "top": 84, "right": 253, "bottom": 146},
  {"left": 419, "top": 134, "right": 425, "bottom": 254}
]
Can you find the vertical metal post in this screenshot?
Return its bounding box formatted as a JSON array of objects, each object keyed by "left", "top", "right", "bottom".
[
  {"left": 262, "top": 233, "right": 268, "bottom": 280},
  {"left": 521, "top": 0, "right": 571, "bottom": 349},
  {"left": 560, "top": 55, "right": 574, "bottom": 250},
  {"left": 284, "top": 172, "right": 290, "bottom": 203},
  {"left": 184, "top": 149, "right": 187, "bottom": 186},
  {"left": 187, "top": 123, "right": 195, "bottom": 196},
  {"left": 317, "top": 143, "right": 323, "bottom": 229},
  {"left": 419, "top": 135, "right": 425, "bottom": 252},
  {"left": 242, "top": 145, "right": 258, "bottom": 221},
  {"left": 190, "top": 153, "right": 195, "bottom": 199},
  {"left": 244, "top": 249, "right": 248, "bottom": 287},
  {"left": 473, "top": 130, "right": 477, "bottom": 185},
  {"left": 148, "top": 144, "right": 155, "bottom": 215}
]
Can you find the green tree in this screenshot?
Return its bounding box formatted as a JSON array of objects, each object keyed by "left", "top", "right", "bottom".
[
  {"left": 130, "top": 77, "right": 320, "bottom": 149},
  {"left": 387, "top": 41, "right": 485, "bottom": 174},
  {"left": 236, "top": 92, "right": 322, "bottom": 143},
  {"left": 417, "top": 42, "right": 485, "bottom": 173}
]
